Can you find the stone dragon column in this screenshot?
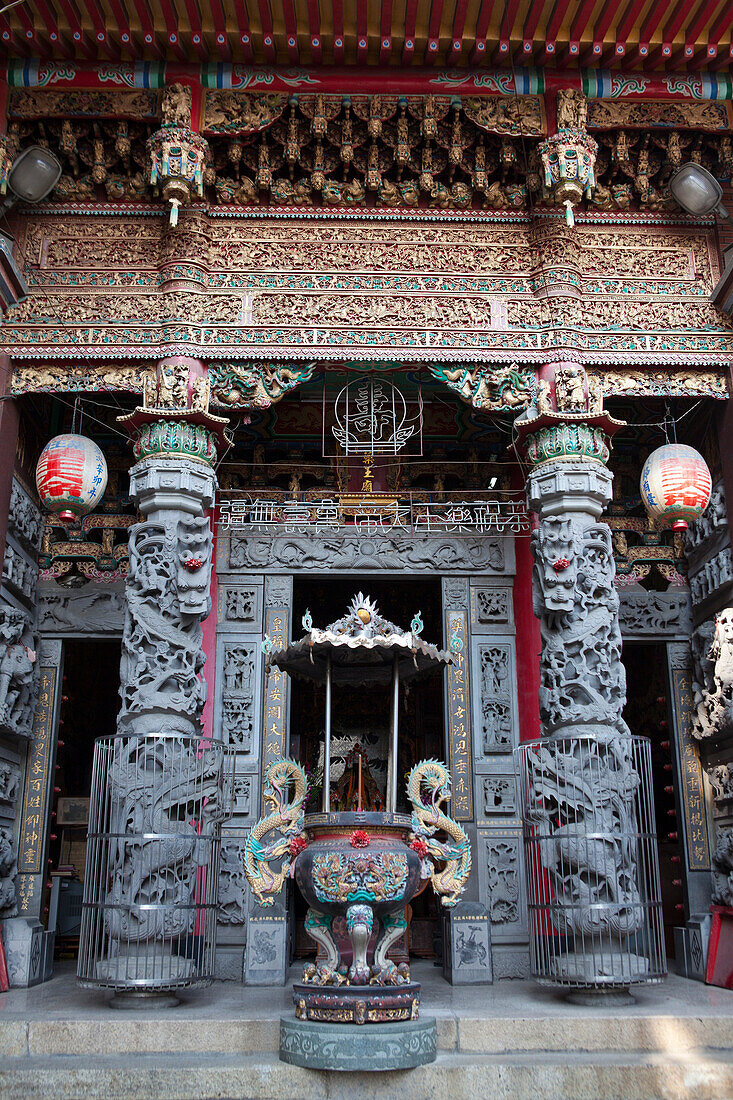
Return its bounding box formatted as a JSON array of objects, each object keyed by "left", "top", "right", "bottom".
[
  {"left": 515, "top": 362, "right": 664, "bottom": 990},
  {"left": 77, "top": 356, "right": 230, "bottom": 996}
]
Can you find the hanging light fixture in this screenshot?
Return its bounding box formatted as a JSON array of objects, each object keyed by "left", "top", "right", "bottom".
[
  {"left": 640, "top": 443, "right": 712, "bottom": 531},
  {"left": 36, "top": 433, "right": 108, "bottom": 523}
]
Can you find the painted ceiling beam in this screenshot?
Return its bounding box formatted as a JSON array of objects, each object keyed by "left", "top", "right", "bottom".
[
  {"left": 447, "top": 0, "right": 470, "bottom": 62},
  {"left": 332, "top": 0, "right": 345, "bottom": 64},
  {"left": 231, "top": 0, "right": 255, "bottom": 62},
  {"left": 306, "top": 0, "right": 323, "bottom": 64},
  {"left": 469, "top": 0, "right": 496, "bottom": 64},
  {"left": 402, "top": 0, "right": 419, "bottom": 65},
  {"left": 127, "top": 0, "right": 164, "bottom": 58},
  {"left": 156, "top": 0, "right": 188, "bottom": 63},
  {"left": 281, "top": 0, "right": 300, "bottom": 63},
  {"left": 209, "top": 0, "right": 233, "bottom": 60},
  {"left": 255, "top": 0, "right": 278, "bottom": 63},
  {"left": 356, "top": 0, "right": 368, "bottom": 64},
  {"left": 426, "top": 0, "right": 445, "bottom": 62},
  {"left": 179, "top": 0, "right": 210, "bottom": 61},
  {"left": 379, "top": 0, "right": 394, "bottom": 64}
]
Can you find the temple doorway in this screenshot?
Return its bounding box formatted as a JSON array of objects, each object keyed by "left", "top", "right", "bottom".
[
  {"left": 289, "top": 575, "right": 445, "bottom": 962},
  {"left": 622, "top": 642, "right": 682, "bottom": 961},
  {"left": 48, "top": 638, "right": 121, "bottom": 960}
]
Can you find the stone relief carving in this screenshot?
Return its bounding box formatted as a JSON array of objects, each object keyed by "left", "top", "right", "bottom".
[
  {"left": 443, "top": 577, "right": 468, "bottom": 606},
  {"left": 709, "top": 764, "right": 733, "bottom": 804},
  {"left": 0, "top": 760, "right": 21, "bottom": 804},
  {"left": 0, "top": 825, "right": 17, "bottom": 916},
  {"left": 221, "top": 643, "right": 256, "bottom": 752},
  {"left": 532, "top": 519, "right": 628, "bottom": 737},
  {"left": 230, "top": 535, "right": 506, "bottom": 575},
  {"left": 222, "top": 586, "right": 257, "bottom": 623},
  {"left": 264, "top": 576, "right": 293, "bottom": 607},
  {"left": 479, "top": 644, "right": 513, "bottom": 754},
  {"left": 475, "top": 588, "right": 511, "bottom": 624},
  {"left": 691, "top": 609, "right": 733, "bottom": 741},
  {"left": 0, "top": 608, "right": 39, "bottom": 740},
  {"left": 712, "top": 829, "right": 733, "bottom": 906},
  {"left": 8, "top": 480, "right": 42, "bottom": 550},
  {"left": 689, "top": 548, "right": 733, "bottom": 605},
  {"left": 485, "top": 838, "right": 519, "bottom": 924},
  {"left": 618, "top": 590, "right": 691, "bottom": 637},
  {"left": 482, "top": 777, "right": 516, "bottom": 816},
  {"left": 119, "top": 517, "right": 212, "bottom": 734},
  {"left": 686, "top": 480, "right": 728, "bottom": 554},
  {"left": 232, "top": 773, "right": 253, "bottom": 816},
  {"left": 2, "top": 543, "right": 39, "bottom": 603},
  {"left": 218, "top": 840, "right": 247, "bottom": 925},
  {"left": 39, "top": 588, "right": 125, "bottom": 634}
]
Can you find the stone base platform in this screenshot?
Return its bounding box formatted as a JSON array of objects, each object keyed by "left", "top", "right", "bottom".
[
  {"left": 1, "top": 963, "right": 732, "bottom": 1099},
  {"left": 280, "top": 1016, "right": 436, "bottom": 1070}
]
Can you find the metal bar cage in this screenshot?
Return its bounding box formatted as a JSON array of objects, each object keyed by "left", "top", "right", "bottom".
[
  {"left": 77, "top": 732, "right": 229, "bottom": 992},
  {"left": 516, "top": 733, "right": 667, "bottom": 990}
]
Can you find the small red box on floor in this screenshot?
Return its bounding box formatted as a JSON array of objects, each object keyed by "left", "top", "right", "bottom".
[{"left": 706, "top": 905, "right": 733, "bottom": 989}]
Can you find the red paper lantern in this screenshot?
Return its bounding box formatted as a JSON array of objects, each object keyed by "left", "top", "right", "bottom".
[
  {"left": 35, "top": 434, "right": 108, "bottom": 522},
  {"left": 640, "top": 444, "right": 712, "bottom": 531}
]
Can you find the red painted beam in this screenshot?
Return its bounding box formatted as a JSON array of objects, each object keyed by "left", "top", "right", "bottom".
[
  {"left": 659, "top": 0, "right": 696, "bottom": 61},
  {"left": 402, "top": 0, "right": 419, "bottom": 64},
  {"left": 282, "top": 0, "right": 300, "bottom": 62},
  {"left": 55, "top": 0, "right": 99, "bottom": 59},
  {"left": 426, "top": 0, "right": 445, "bottom": 62},
  {"left": 209, "top": 0, "right": 233, "bottom": 59},
  {"left": 180, "top": 0, "right": 210, "bottom": 61},
  {"left": 230, "top": 0, "right": 254, "bottom": 61},
  {"left": 77, "top": 0, "right": 120, "bottom": 60},
  {"left": 127, "top": 0, "right": 164, "bottom": 57},
  {"left": 332, "top": 0, "right": 345, "bottom": 63},
  {"left": 379, "top": 0, "right": 394, "bottom": 63},
  {"left": 105, "top": 0, "right": 135, "bottom": 56},
  {"left": 519, "top": 0, "right": 546, "bottom": 62},
  {"left": 356, "top": 0, "right": 368, "bottom": 64},
  {"left": 154, "top": 0, "right": 188, "bottom": 61},
  {"left": 0, "top": 17, "right": 30, "bottom": 57},
  {"left": 13, "top": 0, "right": 49, "bottom": 54},
  {"left": 638, "top": 0, "right": 675, "bottom": 57},
  {"left": 470, "top": 0, "right": 497, "bottom": 64},
  {"left": 566, "top": 0, "right": 597, "bottom": 61},
  {"left": 497, "top": 0, "right": 521, "bottom": 61},
  {"left": 306, "top": 0, "right": 322, "bottom": 63},
  {"left": 255, "top": 0, "right": 278, "bottom": 62},
  {"left": 613, "top": 0, "right": 649, "bottom": 58},
  {"left": 447, "top": 0, "right": 470, "bottom": 62},
  {"left": 32, "top": 0, "right": 75, "bottom": 57}
]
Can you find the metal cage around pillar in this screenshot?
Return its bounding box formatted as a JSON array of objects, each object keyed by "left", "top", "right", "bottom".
[
  {"left": 516, "top": 733, "right": 666, "bottom": 991},
  {"left": 77, "top": 732, "right": 228, "bottom": 995}
]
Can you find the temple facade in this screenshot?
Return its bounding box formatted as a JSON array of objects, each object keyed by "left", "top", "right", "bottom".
[{"left": 0, "top": 5, "right": 733, "bottom": 999}]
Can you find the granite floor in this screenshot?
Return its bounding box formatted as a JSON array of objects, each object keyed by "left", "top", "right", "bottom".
[{"left": 2, "top": 959, "right": 732, "bottom": 1023}]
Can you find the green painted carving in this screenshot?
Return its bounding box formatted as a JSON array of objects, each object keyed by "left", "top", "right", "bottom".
[
  {"left": 209, "top": 361, "right": 316, "bottom": 409},
  {"left": 426, "top": 363, "right": 534, "bottom": 411},
  {"left": 524, "top": 422, "right": 611, "bottom": 466},
  {"left": 131, "top": 420, "right": 219, "bottom": 465}
]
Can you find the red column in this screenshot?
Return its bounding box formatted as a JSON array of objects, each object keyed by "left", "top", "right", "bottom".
[
  {"left": 0, "top": 353, "right": 19, "bottom": 567},
  {"left": 512, "top": 469, "right": 541, "bottom": 743}
]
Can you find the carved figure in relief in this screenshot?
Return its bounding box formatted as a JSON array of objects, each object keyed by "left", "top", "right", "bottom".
[
  {"left": 160, "top": 83, "right": 192, "bottom": 129},
  {"left": 407, "top": 760, "right": 471, "bottom": 908},
  {"left": 556, "top": 89, "right": 588, "bottom": 131},
  {"left": 0, "top": 826, "right": 17, "bottom": 915},
  {"left": 0, "top": 609, "right": 38, "bottom": 738},
  {"left": 692, "top": 608, "right": 733, "bottom": 740},
  {"left": 243, "top": 759, "right": 308, "bottom": 905}
]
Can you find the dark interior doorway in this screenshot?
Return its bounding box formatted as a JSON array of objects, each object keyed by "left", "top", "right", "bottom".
[
  {"left": 289, "top": 575, "right": 445, "bottom": 961},
  {"left": 622, "top": 641, "right": 682, "bottom": 960},
  {"left": 48, "top": 638, "right": 121, "bottom": 957}
]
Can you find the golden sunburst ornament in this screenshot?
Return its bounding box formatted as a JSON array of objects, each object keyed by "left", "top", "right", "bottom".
[{"left": 350, "top": 592, "right": 378, "bottom": 626}]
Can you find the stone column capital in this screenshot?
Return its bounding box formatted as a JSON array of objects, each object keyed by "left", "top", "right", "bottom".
[
  {"left": 129, "top": 455, "right": 217, "bottom": 521},
  {"left": 527, "top": 459, "right": 613, "bottom": 520}
]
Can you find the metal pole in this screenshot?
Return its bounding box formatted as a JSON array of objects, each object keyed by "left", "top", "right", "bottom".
[
  {"left": 389, "top": 654, "right": 399, "bottom": 812},
  {"left": 323, "top": 655, "right": 332, "bottom": 813}
]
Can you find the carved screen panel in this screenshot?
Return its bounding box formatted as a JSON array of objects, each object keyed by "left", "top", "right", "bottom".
[{"left": 471, "top": 639, "right": 518, "bottom": 762}]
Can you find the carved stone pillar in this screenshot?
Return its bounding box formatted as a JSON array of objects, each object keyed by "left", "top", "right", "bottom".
[
  {"left": 76, "top": 357, "right": 229, "bottom": 997},
  {"left": 516, "top": 364, "right": 665, "bottom": 991}
]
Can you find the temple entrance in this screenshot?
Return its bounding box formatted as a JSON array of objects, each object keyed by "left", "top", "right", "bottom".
[
  {"left": 622, "top": 642, "right": 682, "bottom": 961},
  {"left": 289, "top": 575, "right": 445, "bottom": 962},
  {"left": 47, "top": 638, "right": 121, "bottom": 960}
]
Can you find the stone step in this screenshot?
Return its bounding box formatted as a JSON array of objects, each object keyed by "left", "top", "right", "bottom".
[
  {"left": 1, "top": 1049, "right": 732, "bottom": 1100},
  {"left": 2, "top": 1009, "right": 731, "bottom": 1058}
]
